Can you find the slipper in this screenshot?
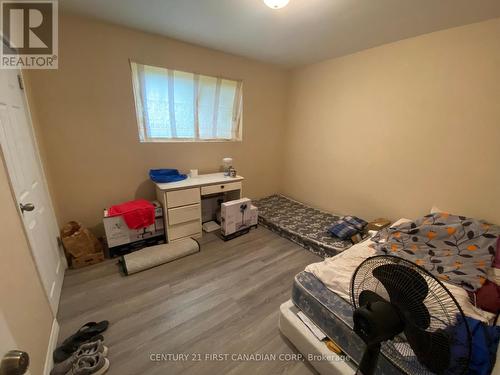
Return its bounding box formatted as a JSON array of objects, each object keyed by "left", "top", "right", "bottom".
[
  {"left": 53, "top": 332, "right": 105, "bottom": 363},
  {"left": 53, "top": 321, "right": 109, "bottom": 363}
]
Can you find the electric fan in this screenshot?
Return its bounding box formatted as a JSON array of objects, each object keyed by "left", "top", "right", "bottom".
[{"left": 350, "top": 255, "right": 472, "bottom": 375}]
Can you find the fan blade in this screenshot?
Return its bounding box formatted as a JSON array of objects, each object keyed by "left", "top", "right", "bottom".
[
  {"left": 373, "top": 264, "right": 431, "bottom": 329},
  {"left": 373, "top": 264, "right": 428, "bottom": 301},
  {"left": 404, "top": 322, "right": 451, "bottom": 374}
]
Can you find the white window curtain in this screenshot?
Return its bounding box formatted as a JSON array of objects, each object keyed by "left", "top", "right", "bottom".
[{"left": 130, "top": 61, "right": 243, "bottom": 142}]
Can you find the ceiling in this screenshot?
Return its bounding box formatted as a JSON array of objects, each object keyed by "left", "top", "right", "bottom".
[{"left": 60, "top": 0, "right": 500, "bottom": 67}]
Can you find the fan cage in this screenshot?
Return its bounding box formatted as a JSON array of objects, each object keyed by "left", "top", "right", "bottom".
[{"left": 350, "top": 255, "right": 471, "bottom": 375}]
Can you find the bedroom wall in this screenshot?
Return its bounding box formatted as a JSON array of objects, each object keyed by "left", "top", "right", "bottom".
[
  {"left": 283, "top": 18, "right": 500, "bottom": 224},
  {"left": 0, "top": 156, "right": 53, "bottom": 375},
  {"left": 24, "top": 13, "right": 288, "bottom": 233}
]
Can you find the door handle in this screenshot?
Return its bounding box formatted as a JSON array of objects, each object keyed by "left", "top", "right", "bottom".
[
  {"left": 19, "top": 203, "right": 35, "bottom": 214},
  {"left": 0, "top": 350, "right": 29, "bottom": 375}
]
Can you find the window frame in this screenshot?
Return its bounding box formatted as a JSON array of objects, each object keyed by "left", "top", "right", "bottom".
[{"left": 129, "top": 60, "right": 243, "bottom": 143}]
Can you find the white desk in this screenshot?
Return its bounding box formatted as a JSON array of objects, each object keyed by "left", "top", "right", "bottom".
[{"left": 156, "top": 173, "right": 244, "bottom": 242}]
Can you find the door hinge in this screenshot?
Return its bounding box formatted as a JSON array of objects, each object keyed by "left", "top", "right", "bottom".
[{"left": 17, "top": 74, "right": 24, "bottom": 90}]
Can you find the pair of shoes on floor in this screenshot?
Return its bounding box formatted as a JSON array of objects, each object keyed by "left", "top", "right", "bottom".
[
  {"left": 54, "top": 321, "right": 109, "bottom": 363},
  {"left": 51, "top": 340, "right": 110, "bottom": 375}
]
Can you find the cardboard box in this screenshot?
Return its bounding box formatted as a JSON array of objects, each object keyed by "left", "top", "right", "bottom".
[
  {"left": 61, "top": 221, "right": 105, "bottom": 268},
  {"left": 221, "top": 198, "right": 253, "bottom": 235},
  {"left": 61, "top": 221, "right": 102, "bottom": 258},
  {"left": 71, "top": 252, "right": 104, "bottom": 269},
  {"left": 367, "top": 218, "right": 391, "bottom": 231},
  {"left": 103, "top": 200, "right": 164, "bottom": 249}
]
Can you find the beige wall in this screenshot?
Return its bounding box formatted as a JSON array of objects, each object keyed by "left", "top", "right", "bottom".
[
  {"left": 25, "top": 13, "right": 288, "bottom": 233},
  {"left": 0, "top": 157, "right": 53, "bottom": 375},
  {"left": 283, "top": 18, "right": 500, "bottom": 224}
]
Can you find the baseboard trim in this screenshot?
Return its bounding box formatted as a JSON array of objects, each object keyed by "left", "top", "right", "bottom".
[{"left": 43, "top": 318, "right": 59, "bottom": 375}]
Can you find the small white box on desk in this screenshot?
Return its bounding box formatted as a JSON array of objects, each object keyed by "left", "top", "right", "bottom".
[{"left": 221, "top": 198, "right": 252, "bottom": 236}]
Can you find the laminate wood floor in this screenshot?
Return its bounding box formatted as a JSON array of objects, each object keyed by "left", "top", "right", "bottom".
[{"left": 57, "top": 227, "right": 321, "bottom": 375}]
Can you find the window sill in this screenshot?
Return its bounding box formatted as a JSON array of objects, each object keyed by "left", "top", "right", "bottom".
[{"left": 140, "top": 138, "right": 242, "bottom": 144}]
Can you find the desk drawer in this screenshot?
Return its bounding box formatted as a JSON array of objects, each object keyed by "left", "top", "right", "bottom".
[
  {"left": 168, "top": 220, "right": 201, "bottom": 241},
  {"left": 166, "top": 188, "right": 200, "bottom": 208},
  {"left": 201, "top": 182, "right": 242, "bottom": 196},
  {"left": 168, "top": 204, "right": 200, "bottom": 226}
]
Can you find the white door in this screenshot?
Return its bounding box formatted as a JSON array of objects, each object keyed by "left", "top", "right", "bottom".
[
  {"left": 0, "top": 311, "right": 31, "bottom": 375},
  {"left": 0, "top": 67, "right": 65, "bottom": 315}
]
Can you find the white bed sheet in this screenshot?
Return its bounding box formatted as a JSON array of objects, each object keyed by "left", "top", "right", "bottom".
[{"left": 305, "top": 219, "right": 496, "bottom": 324}]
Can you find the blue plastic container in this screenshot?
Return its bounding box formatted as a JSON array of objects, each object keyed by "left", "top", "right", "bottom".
[{"left": 149, "top": 169, "right": 187, "bottom": 183}]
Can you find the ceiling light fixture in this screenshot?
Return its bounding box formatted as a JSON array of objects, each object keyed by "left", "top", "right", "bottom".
[{"left": 263, "top": 0, "right": 290, "bottom": 9}]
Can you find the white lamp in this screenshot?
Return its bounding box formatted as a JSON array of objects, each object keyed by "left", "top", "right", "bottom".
[{"left": 263, "top": 0, "right": 290, "bottom": 9}]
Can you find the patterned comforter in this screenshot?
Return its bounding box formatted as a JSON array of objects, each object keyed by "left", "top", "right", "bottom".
[{"left": 371, "top": 212, "right": 500, "bottom": 291}]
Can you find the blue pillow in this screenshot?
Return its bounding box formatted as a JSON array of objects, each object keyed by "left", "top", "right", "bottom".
[
  {"left": 329, "top": 221, "right": 358, "bottom": 240},
  {"left": 342, "top": 215, "right": 367, "bottom": 231}
]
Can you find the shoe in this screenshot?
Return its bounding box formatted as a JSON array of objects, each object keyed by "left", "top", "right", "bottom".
[
  {"left": 51, "top": 340, "right": 108, "bottom": 375},
  {"left": 53, "top": 321, "right": 109, "bottom": 363},
  {"left": 67, "top": 354, "right": 109, "bottom": 375}
]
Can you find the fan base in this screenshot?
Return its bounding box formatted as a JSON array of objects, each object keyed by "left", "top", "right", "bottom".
[{"left": 356, "top": 343, "right": 380, "bottom": 375}]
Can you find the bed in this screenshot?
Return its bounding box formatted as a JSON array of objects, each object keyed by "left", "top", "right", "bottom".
[
  {"left": 282, "top": 217, "right": 499, "bottom": 375},
  {"left": 253, "top": 194, "right": 355, "bottom": 258}
]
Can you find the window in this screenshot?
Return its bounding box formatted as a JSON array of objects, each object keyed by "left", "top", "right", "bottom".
[{"left": 130, "top": 62, "right": 243, "bottom": 142}]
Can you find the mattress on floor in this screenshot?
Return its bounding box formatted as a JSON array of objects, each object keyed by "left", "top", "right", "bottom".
[
  {"left": 292, "top": 271, "right": 429, "bottom": 375},
  {"left": 253, "top": 195, "right": 353, "bottom": 258}
]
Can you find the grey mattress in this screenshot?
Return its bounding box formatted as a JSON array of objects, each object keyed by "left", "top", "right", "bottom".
[
  {"left": 292, "top": 271, "right": 428, "bottom": 375},
  {"left": 253, "top": 195, "right": 352, "bottom": 258}
]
